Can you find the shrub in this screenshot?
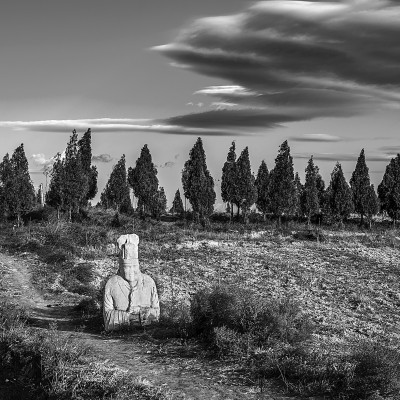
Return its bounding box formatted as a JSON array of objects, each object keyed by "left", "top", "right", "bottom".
[
  {"left": 247, "top": 340, "right": 400, "bottom": 399},
  {"left": 23, "top": 205, "right": 55, "bottom": 223},
  {"left": 213, "top": 326, "right": 246, "bottom": 357},
  {"left": 348, "top": 341, "right": 400, "bottom": 399},
  {"left": 154, "top": 300, "right": 192, "bottom": 341},
  {"left": 190, "top": 285, "right": 313, "bottom": 357}
]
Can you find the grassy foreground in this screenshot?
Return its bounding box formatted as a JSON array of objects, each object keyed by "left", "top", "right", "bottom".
[
  {"left": 1, "top": 207, "right": 400, "bottom": 398},
  {"left": 0, "top": 302, "right": 172, "bottom": 400}
]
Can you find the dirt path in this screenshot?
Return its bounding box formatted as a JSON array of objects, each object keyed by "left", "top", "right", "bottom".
[{"left": 0, "top": 251, "right": 298, "bottom": 400}]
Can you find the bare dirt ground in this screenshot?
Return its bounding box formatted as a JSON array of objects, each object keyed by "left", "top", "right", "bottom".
[{"left": 0, "top": 250, "right": 298, "bottom": 400}]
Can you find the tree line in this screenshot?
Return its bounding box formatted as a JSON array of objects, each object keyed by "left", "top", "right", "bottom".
[
  {"left": 0, "top": 131, "right": 399, "bottom": 227},
  {"left": 182, "top": 138, "right": 382, "bottom": 228}
]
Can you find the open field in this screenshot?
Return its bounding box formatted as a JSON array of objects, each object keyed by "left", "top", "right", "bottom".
[{"left": 1, "top": 211, "right": 400, "bottom": 398}]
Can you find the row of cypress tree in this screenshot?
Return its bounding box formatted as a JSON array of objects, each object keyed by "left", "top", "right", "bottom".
[
  {"left": 171, "top": 138, "right": 398, "bottom": 227},
  {"left": 0, "top": 144, "right": 36, "bottom": 225},
  {"left": 99, "top": 144, "right": 167, "bottom": 219},
  {"left": 77, "top": 135, "right": 400, "bottom": 227},
  {"left": 46, "top": 129, "right": 98, "bottom": 220},
  {"left": 1, "top": 131, "right": 398, "bottom": 227}
]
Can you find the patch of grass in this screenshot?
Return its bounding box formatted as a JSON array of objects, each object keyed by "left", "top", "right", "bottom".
[
  {"left": 0, "top": 301, "right": 172, "bottom": 400},
  {"left": 248, "top": 340, "right": 400, "bottom": 399}
]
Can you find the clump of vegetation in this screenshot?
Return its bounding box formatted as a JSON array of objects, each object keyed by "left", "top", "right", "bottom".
[
  {"left": 189, "top": 285, "right": 400, "bottom": 399},
  {"left": 190, "top": 285, "right": 313, "bottom": 356},
  {"left": 0, "top": 301, "right": 171, "bottom": 400}
]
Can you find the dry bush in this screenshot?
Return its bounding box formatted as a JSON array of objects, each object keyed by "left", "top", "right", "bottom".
[{"left": 190, "top": 285, "right": 314, "bottom": 357}]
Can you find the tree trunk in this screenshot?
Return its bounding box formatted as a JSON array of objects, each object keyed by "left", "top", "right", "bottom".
[
  {"left": 68, "top": 207, "right": 72, "bottom": 222},
  {"left": 278, "top": 214, "right": 281, "bottom": 227},
  {"left": 307, "top": 213, "right": 311, "bottom": 228},
  {"left": 17, "top": 213, "right": 21, "bottom": 228},
  {"left": 236, "top": 203, "right": 240, "bottom": 218},
  {"left": 230, "top": 202, "right": 233, "bottom": 222},
  {"left": 360, "top": 213, "right": 364, "bottom": 227},
  {"left": 243, "top": 209, "right": 249, "bottom": 225}
]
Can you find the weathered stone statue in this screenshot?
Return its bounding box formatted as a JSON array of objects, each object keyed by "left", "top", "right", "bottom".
[{"left": 103, "top": 233, "right": 160, "bottom": 331}]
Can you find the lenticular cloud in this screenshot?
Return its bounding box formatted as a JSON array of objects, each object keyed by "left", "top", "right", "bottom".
[{"left": 154, "top": 0, "right": 400, "bottom": 128}]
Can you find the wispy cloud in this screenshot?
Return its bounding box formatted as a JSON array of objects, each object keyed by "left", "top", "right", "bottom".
[
  {"left": 186, "top": 102, "right": 204, "bottom": 107},
  {"left": 293, "top": 152, "right": 392, "bottom": 162},
  {"left": 379, "top": 146, "right": 400, "bottom": 156},
  {"left": 211, "top": 102, "right": 238, "bottom": 110},
  {"left": 0, "top": 118, "right": 237, "bottom": 136},
  {"left": 153, "top": 0, "right": 400, "bottom": 128},
  {"left": 31, "top": 153, "right": 54, "bottom": 167},
  {"left": 157, "top": 161, "right": 176, "bottom": 168},
  {"left": 290, "top": 134, "right": 341, "bottom": 143},
  {"left": 92, "top": 154, "right": 113, "bottom": 163},
  {"left": 156, "top": 154, "right": 180, "bottom": 168}
]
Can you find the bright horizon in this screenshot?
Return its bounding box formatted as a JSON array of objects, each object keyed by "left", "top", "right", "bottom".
[{"left": 1, "top": 0, "right": 399, "bottom": 210}]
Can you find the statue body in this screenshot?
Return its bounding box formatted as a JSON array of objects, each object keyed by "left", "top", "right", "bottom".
[{"left": 103, "top": 234, "right": 160, "bottom": 331}]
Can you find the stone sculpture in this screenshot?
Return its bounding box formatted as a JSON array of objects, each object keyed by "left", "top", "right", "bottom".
[{"left": 103, "top": 233, "right": 160, "bottom": 331}]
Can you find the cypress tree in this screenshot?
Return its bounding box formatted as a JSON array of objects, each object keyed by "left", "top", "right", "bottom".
[
  {"left": 9, "top": 144, "right": 36, "bottom": 225},
  {"left": 36, "top": 184, "right": 44, "bottom": 206},
  {"left": 236, "top": 146, "right": 257, "bottom": 223},
  {"left": 101, "top": 155, "right": 132, "bottom": 213},
  {"left": 128, "top": 144, "right": 158, "bottom": 217},
  {"left": 293, "top": 172, "right": 303, "bottom": 219},
  {"left": 316, "top": 171, "right": 327, "bottom": 222},
  {"left": 268, "top": 140, "right": 296, "bottom": 225},
  {"left": 63, "top": 131, "right": 89, "bottom": 220},
  {"left": 350, "top": 149, "right": 372, "bottom": 226},
  {"left": 221, "top": 141, "right": 239, "bottom": 219},
  {"left": 378, "top": 154, "right": 400, "bottom": 226},
  {"left": 152, "top": 187, "right": 167, "bottom": 220},
  {"left": 255, "top": 160, "right": 270, "bottom": 220},
  {"left": 302, "top": 156, "right": 320, "bottom": 226},
  {"left": 170, "top": 189, "right": 184, "bottom": 217},
  {"left": 46, "top": 153, "right": 65, "bottom": 217},
  {"left": 365, "top": 184, "right": 379, "bottom": 229},
  {"left": 327, "top": 162, "right": 354, "bottom": 226},
  {"left": 77, "top": 128, "right": 98, "bottom": 204},
  {"left": 182, "top": 137, "right": 216, "bottom": 226},
  {"left": 0, "top": 154, "right": 14, "bottom": 218}
]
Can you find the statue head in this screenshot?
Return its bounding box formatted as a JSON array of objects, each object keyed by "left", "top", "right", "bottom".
[{"left": 117, "top": 234, "right": 140, "bottom": 283}]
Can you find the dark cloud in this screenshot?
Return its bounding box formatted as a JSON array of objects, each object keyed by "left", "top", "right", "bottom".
[
  {"left": 166, "top": 109, "right": 304, "bottom": 129},
  {"left": 154, "top": 0, "right": 400, "bottom": 128},
  {"left": 4, "top": 1, "right": 400, "bottom": 138},
  {"left": 92, "top": 154, "right": 113, "bottom": 163}
]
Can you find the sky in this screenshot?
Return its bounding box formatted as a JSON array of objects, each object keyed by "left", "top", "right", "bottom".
[{"left": 1, "top": 0, "right": 399, "bottom": 209}]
